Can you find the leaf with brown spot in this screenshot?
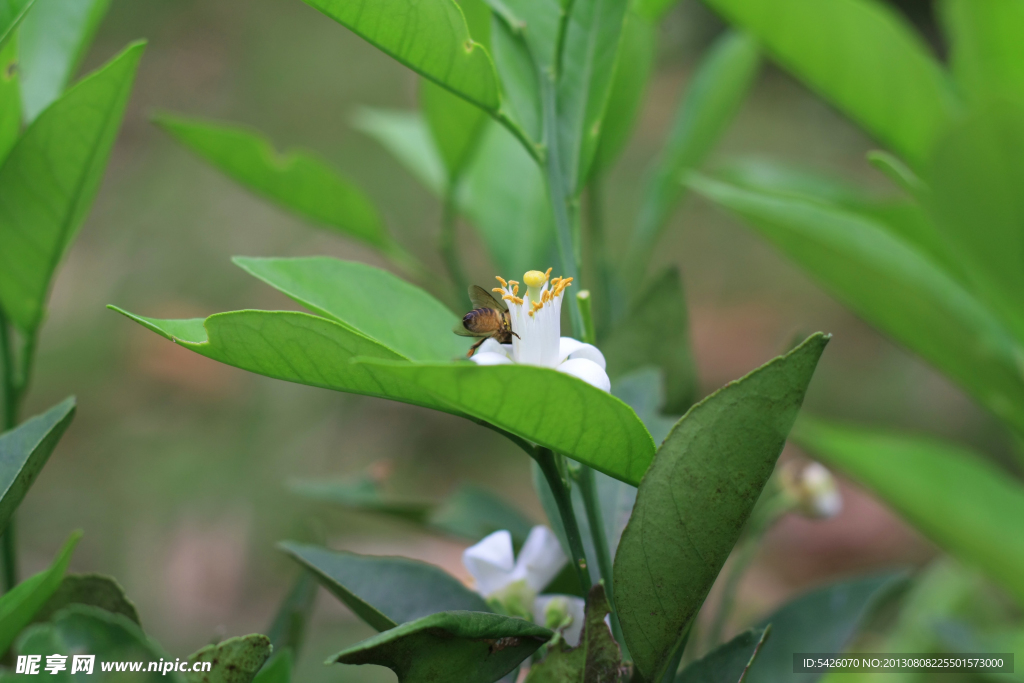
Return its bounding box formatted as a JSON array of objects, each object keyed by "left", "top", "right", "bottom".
[{"left": 186, "top": 634, "right": 271, "bottom": 683}]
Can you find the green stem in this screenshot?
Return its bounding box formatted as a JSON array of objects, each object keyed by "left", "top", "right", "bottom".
[
  {"left": 540, "top": 75, "right": 585, "bottom": 338},
  {"left": 0, "top": 311, "right": 15, "bottom": 431},
  {"left": 0, "top": 311, "right": 24, "bottom": 593},
  {"left": 0, "top": 523, "right": 15, "bottom": 592},
  {"left": 533, "top": 447, "right": 591, "bottom": 592},
  {"left": 439, "top": 183, "right": 469, "bottom": 306},
  {"left": 585, "top": 176, "right": 614, "bottom": 337}
]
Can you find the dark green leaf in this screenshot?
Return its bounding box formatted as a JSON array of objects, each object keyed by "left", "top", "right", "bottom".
[
  {"left": 676, "top": 627, "right": 769, "bottom": 683},
  {"left": 265, "top": 571, "right": 317, "bottom": 658},
  {"left": 289, "top": 474, "right": 432, "bottom": 523},
  {"left": 301, "top": 0, "right": 500, "bottom": 112},
  {"left": 0, "top": 0, "right": 33, "bottom": 49},
  {"left": 33, "top": 574, "right": 140, "bottom": 626},
  {"left": 252, "top": 651, "right": 292, "bottom": 683},
  {"left": 745, "top": 574, "right": 900, "bottom": 683},
  {"left": 702, "top": 0, "right": 955, "bottom": 168},
  {"left": 186, "top": 634, "right": 272, "bottom": 683},
  {"left": 602, "top": 267, "right": 697, "bottom": 414},
  {"left": 422, "top": 79, "right": 489, "bottom": 181},
  {"left": 558, "top": 0, "right": 629, "bottom": 193},
  {"left": 928, "top": 104, "right": 1024, "bottom": 343},
  {"left": 0, "top": 531, "right": 80, "bottom": 654},
  {"left": 524, "top": 585, "right": 624, "bottom": 683},
  {"left": 280, "top": 542, "right": 489, "bottom": 632},
  {"left": 611, "top": 369, "right": 678, "bottom": 445},
  {"left": 0, "top": 41, "right": 143, "bottom": 332},
  {"left": 942, "top": 0, "right": 1024, "bottom": 107},
  {"left": 17, "top": 0, "right": 111, "bottom": 122},
  {"left": 793, "top": 417, "right": 1024, "bottom": 606},
  {"left": 0, "top": 397, "right": 75, "bottom": 531},
  {"left": 353, "top": 107, "right": 446, "bottom": 193},
  {"left": 155, "top": 115, "right": 390, "bottom": 248},
  {"left": 630, "top": 30, "right": 760, "bottom": 270},
  {"left": 0, "top": 33, "right": 20, "bottom": 164},
  {"left": 16, "top": 604, "right": 178, "bottom": 682},
  {"left": 233, "top": 256, "right": 467, "bottom": 361},
  {"left": 429, "top": 485, "right": 535, "bottom": 546},
  {"left": 330, "top": 611, "right": 552, "bottom": 682},
  {"left": 689, "top": 174, "right": 1024, "bottom": 435},
  {"left": 614, "top": 333, "right": 828, "bottom": 681}
]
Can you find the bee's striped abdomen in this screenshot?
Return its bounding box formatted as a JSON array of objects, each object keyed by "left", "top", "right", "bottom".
[{"left": 463, "top": 308, "right": 503, "bottom": 334}]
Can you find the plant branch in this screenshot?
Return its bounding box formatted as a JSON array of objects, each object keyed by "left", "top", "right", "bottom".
[{"left": 533, "top": 446, "right": 592, "bottom": 592}]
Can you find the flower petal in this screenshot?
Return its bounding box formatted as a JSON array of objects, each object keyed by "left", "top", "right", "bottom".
[
  {"left": 557, "top": 358, "right": 611, "bottom": 392},
  {"left": 534, "top": 594, "right": 587, "bottom": 646},
  {"left": 515, "top": 526, "right": 568, "bottom": 592},
  {"left": 469, "top": 351, "right": 513, "bottom": 366},
  {"left": 478, "top": 338, "right": 512, "bottom": 357},
  {"left": 558, "top": 337, "right": 606, "bottom": 369},
  {"left": 462, "top": 530, "right": 515, "bottom": 597}
]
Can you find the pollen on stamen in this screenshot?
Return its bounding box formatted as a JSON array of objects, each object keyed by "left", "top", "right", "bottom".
[
  {"left": 495, "top": 276, "right": 508, "bottom": 287},
  {"left": 543, "top": 267, "right": 553, "bottom": 280},
  {"left": 502, "top": 294, "right": 523, "bottom": 305}
]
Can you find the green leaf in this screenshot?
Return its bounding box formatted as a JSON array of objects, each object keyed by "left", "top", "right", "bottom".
[
  {"left": 927, "top": 104, "right": 1024, "bottom": 343},
  {"left": 16, "top": 604, "right": 179, "bottom": 682},
  {"left": 289, "top": 474, "right": 433, "bottom": 523},
  {"left": 281, "top": 542, "right": 489, "bottom": 632},
  {"left": 942, "top": 0, "right": 1024, "bottom": 107},
  {"left": 0, "top": 0, "right": 33, "bottom": 49},
  {"left": 0, "top": 397, "right": 75, "bottom": 532},
  {"left": 233, "top": 256, "right": 467, "bottom": 361},
  {"left": 590, "top": 10, "right": 657, "bottom": 178},
  {"left": 253, "top": 651, "right": 292, "bottom": 683},
  {"left": 524, "top": 585, "right": 623, "bottom": 683},
  {"left": 356, "top": 359, "right": 657, "bottom": 485},
  {"left": 704, "top": 0, "right": 955, "bottom": 168},
  {"left": 485, "top": 0, "right": 562, "bottom": 74},
  {"left": 0, "top": 34, "right": 20, "bottom": 165},
  {"left": 155, "top": 115, "right": 390, "bottom": 248},
  {"left": 602, "top": 267, "right": 697, "bottom": 415},
  {"left": 186, "top": 634, "right": 272, "bottom": 683},
  {"left": 611, "top": 369, "right": 678, "bottom": 445},
  {"left": 630, "top": 30, "right": 760, "bottom": 269},
  {"left": 0, "top": 41, "right": 144, "bottom": 333},
  {"left": 422, "top": 79, "right": 489, "bottom": 181},
  {"left": 329, "top": 611, "right": 552, "bottom": 682},
  {"left": 676, "top": 627, "right": 769, "bottom": 683},
  {"left": 745, "top": 573, "right": 900, "bottom": 682},
  {"left": 265, "top": 571, "right": 317, "bottom": 658},
  {"left": 353, "top": 107, "right": 447, "bottom": 193},
  {"left": 0, "top": 530, "right": 80, "bottom": 654},
  {"left": 792, "top": 417, "right": 1024, "bottom": 606},
  {"left": 689, "top": 174, "right": 1024, "bottom": 435},
  {"left": 429, "top": 485, "right": 536, "bottom": 546},
  {"left": 301, "top": 0, "right": 500, "bottom": 112},
  {"left": 558, "top": 0, "right": 629, "bottom": 193},
  {"left": 33, "top": 574, "right": 140, "bottom": 626},
  {"left": 17, "top": 0, "right": 111, "bottom": 122},
  {"left": 489, "top": 16, "right": 542, "bottom": 144},
  {"left": 613, "top": 333, "right": 828, "bottom": 681}
]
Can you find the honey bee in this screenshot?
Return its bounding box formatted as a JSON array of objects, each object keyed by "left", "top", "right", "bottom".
[{"left": 454, "top": 285, "right": 520, "bottom": 356}]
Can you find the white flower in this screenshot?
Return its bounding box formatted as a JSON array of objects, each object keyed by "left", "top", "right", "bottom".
[
  {"left": 462, "top": 525, "right": 587, "bottom": 645},
  {"left": 469, "top": 270, "right": 611, "bottom": 393},
  {"left": 782, "top": 461, "right": 843, "bottom": 519}
]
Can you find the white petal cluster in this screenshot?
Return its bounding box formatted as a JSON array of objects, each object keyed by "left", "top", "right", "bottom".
[
  {"left": 782, "top": 461, "right": 843, "bottom": 519},
  {"left": 470, "top": 270, "right": 611, "bottom": 392},
  {"left": 462, "top": 526, "right": 587, "bottom": 645}
]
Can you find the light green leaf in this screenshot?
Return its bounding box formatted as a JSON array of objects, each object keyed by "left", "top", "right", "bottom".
[
  {"left": 629, "top": 30, "right": 760, "bottom": 270},
  {"left": 702, "top": 0, "right": 955, "bottom": 168},
  {"left": 0, "top": 397, "right": 75, "bottom": 532},
  {"left": 602, "top": 267, "right": 698, "bottom": 415},
  {"left": 0, "top": 0, "right": 33, "bottom": 49},
  {"left": 356, "top": 359, "right": 657, "bottom": 485},
  {"left": 265, "top": 571, "right": 317, "bottom": 659},
  {"left": 289, "top": 474, "right": 433, "bottom": 523},
  {"left": 0, "top": 41, "right": 144, "bottom": 332},
  {"left": 33, "top": 574, "right": 140, "bottom": 626},
  {"left": 589, "top": 10, "right": 656, "bottom": 178},
  {"left": 281, "top": 542, "right": 489, "bottom": 632},
  {"left": 329, "top": 611, "right": 551, "bottom": 682},
  {"left": 0, "top": 35, "right": 20, "bottom": 164},
  {"left": 16, "top": 605, "right": 179, "bottom": 682},
  {"left": 485, "top": 0, "right": 562, "bottom": 73},
  {"left": 252, "top": 651, "right": 292, "bottom": 683},
  {"left": 866, "top": 149, "right": 926, "bottom": 197},
  {"left": 558, "top": 0, "right": 628, "bottom": 193},
  {"left": 928, "top": 104, "right": 1024, "bottom": 343},
  {"left": 429, "top": 485, "right": 536, "bottom": 545},
  {"left": 612, "top": 368, "right": 678, "bottom": 445},
  {"left": 0, "top": 531, "right": 80, "bottom": 654},
  {"left": 792, "top": 418, "right": 1024, "bottom": 606},
  {"left": 422, "top": 79, "right": 489, "bottom": 181},
  {"left": 233, "top": 256, "right": 467, "bottom": 361},
  {"left": 524, "top": 585, "right": 622, "bottom": 683},
  {"left": 17, "top": 0, "right": 110, "bottom": 122},
  {"left": 155, "top": 115, "right": 390, "bottom": 248},
  {"left": 186, "top": 635, "right": 271, "bottom": 683},
  {"left": 489, "top": 16, "right": 542, "bottom": 144},
  {"left": 689, "top": 174, "right": 1024, "bottom": 435},
  {"left": 614, "top": 333, "right": 828, "bottom": 681},
  {"left": 746, "top": 573, "right": 900, "bottom": 683},
  {"left": 634, "top": 0, "right": 679, "bottom": 22},
  {"left": 301, "top": 0, "right": 500, "bottom": 112},
  {"left": 676, "top": 627, "right": 769, "bottom": 683},
  {"left": 942, "top": 0, "right": 1024, "bottom": 107},
  {"left": 353, "top": 107, "right": 447, "bottom": 193}
]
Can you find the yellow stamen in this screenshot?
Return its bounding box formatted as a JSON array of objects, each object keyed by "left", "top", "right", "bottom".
[
  {"left": 512, "top": 283, "right": 519, "bottom": 296},
  {"left": 502, "top": 294, "right": 523, "bottom": 305},
  {"left": 495, "top": 276, "right": 508, "bottom": 287},
  {"left": 544, "top": 267, "right": 553, "bottom": 280},
  {"left": 492, "top": 287, "right": 504, "bottom": 294}
]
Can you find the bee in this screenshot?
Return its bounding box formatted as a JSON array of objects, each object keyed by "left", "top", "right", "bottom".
[{"left": 454, "top": 285, "right": 519, "bottom": 356}]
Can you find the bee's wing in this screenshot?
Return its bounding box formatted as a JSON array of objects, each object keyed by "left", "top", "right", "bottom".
[
  {"left": 453, "top": 321, "right": 486, "bottom": 337},
  {"left": 469, "top": 285, "right": 508, "bottom": 312}
]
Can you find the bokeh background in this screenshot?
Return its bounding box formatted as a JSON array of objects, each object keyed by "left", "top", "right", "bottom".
[{"left": 16, "top": 0, "right": 1010, "bottom": 679}]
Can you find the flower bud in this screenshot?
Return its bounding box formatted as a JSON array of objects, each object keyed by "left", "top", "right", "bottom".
[{"left": 781, "top": 461, "right": 843, "bottom": 519}]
